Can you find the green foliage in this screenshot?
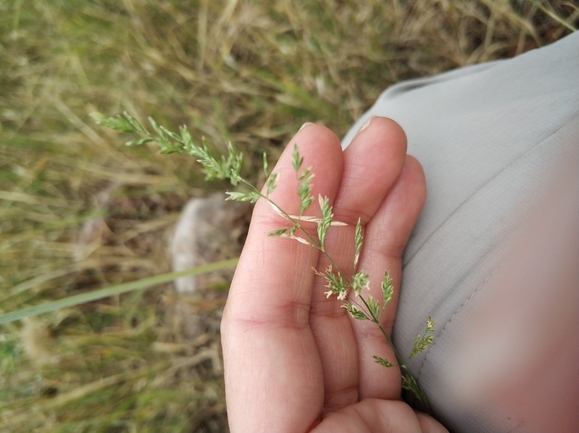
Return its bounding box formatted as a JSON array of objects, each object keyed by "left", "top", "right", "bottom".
[{"left": 0, "top": 260, "right": 238, "bottom": 325}]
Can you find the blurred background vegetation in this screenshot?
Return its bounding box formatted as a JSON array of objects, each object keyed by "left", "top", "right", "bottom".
[{"left": 0, "top": 0, "right": 576, "bottom": 431}]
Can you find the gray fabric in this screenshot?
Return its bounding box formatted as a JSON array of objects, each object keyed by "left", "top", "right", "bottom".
[{"left": 342, "top": 32, "right": 579, "bottom": 432}]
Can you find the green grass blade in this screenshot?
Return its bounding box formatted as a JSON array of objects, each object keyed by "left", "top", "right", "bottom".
[{"left": 0, "top": 258, "right": 238, "bottom": 325}]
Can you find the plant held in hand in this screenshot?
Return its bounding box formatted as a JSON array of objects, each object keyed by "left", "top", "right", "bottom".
[{"left": 94, "top": 111, "right": 436, "bottom": 414}]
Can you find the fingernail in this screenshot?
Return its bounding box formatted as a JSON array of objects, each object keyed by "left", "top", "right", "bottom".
[
  {"left": 353, "top": 117, "right": 373, "bottom": 140},
  {"left": 299, "top": 122, "right": 314, "bottom": 132}
]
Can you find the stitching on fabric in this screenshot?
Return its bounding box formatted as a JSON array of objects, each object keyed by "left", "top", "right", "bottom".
[
  {"left": 416, "top": 263, "right": 505, "bottom": 378},
  {"left": 403, "top": 113, "right": 578, "bottom": 268},
  {"left": 412, "top": 122, "right": 578, "bottom": 377}
]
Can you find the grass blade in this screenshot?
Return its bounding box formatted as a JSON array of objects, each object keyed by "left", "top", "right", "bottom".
[{"left": 0, "top": 258, "right": 238, "bottom": 325}]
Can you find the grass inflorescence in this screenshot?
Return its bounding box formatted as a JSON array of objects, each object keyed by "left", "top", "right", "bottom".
[
  {"left": 1, "top": 1, "right": 576, "bottom": 431},
  {"left": 98, "top": 112, "right": 437, "bottom": 412}
]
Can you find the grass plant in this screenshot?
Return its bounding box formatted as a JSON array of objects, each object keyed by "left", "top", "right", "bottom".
[
  {"left": 96, "top": 111, "right": 438, "bottom": 412},
  {"left": 1, "top": 1, "right": 576, "bottom": 431}
]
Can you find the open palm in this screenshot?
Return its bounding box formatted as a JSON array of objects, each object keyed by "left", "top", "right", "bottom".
[{"left": 221, "top": 117, "right": 447, "bottom": 433}]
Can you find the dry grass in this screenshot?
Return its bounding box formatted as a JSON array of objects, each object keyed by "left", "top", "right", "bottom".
[{"left": 0, "top": 0, "right": 576, "bottom": 431}]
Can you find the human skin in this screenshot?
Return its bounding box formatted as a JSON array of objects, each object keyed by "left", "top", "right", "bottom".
[{"left": 220, "top": 117, "right": 448, "bottom": 432}]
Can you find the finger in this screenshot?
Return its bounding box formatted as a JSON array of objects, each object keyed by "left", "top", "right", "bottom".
[
  {"left": 312, "top": 398, "right": 439, "bottom": 433},
  {"left": 334, "top": 116, "right": 408, "bottom": 225},
  {"left": 309, "top": 117, "right": 408, "bottom": 412},
  {"left": 416, "top": 411, "right": 450, "bottom": 433},
  {"left": 354, "top": 155, "right": 427, "bottom": 400},
  {"left": 221, "top": 124, "right": 344, "bottom": 432}
]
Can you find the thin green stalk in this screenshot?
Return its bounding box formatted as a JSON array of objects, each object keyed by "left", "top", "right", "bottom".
[
  {"left": 361, "top": 295, "right": 404, "bottom": 364},
  {"left": 0, "top": 258, "right": 238, "bottom": 325}
]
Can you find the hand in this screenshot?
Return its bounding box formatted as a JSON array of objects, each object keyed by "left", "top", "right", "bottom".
[{"left": 221, "top": 117, "right": 448, "bottom": 433}]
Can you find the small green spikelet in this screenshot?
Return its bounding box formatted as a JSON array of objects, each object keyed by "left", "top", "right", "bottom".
[
  {"left": 354, "top": 218, "right": 363, "bottom": 268},
  {"left": 366, "top": 295, "right": 381, "bottom": 322},
  {"left": 268, "top": 227, "right": 289, "bottom": 237},
  {"left": 373, "top": 355, "right": 395, "bottom": 368},
  {"left": 266, "top": 172, "right": 278, "bottom": 195},
  {"left": 316, "top": 266, "right": 348, "bottom": 300},
  {"left": 409, "top": 316, "right": 435, "bottom": 359},
  {"left": 381, "top": 272, "right": 393, "bottom": 307},
  {"left": 343, "top": 302, "right": 368, "bottom": 320},
  {"left": 91, "top": 112, "right": 137, "bottom": 133},
  {"left": 292, "top": 144, "right": 304, "bottom": 172},
  {"left": 351, "top": 271, "right": 369, "bottom": 297},
  {"left": 263, "top": 152, "right": 270, "bottom": 177},
  {"left": 225, "top": 191, "right": 261, "bottom": 203},
  {"left": 317, "top": 196, "right": 333, "bottom": 247}
]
